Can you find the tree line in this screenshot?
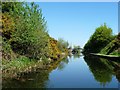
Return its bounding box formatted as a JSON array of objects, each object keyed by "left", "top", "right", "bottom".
[{"left": 2, "top": 2, "right": 69, "bottom": 62}]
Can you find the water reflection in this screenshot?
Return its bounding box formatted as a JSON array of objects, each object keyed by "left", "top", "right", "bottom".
[
  {"left": 2, "top": 53, "right": 120, "bottom": 88},
  {"left": 57, "top": 53, "right": 82, "bottom": 71},
  {"left": 68, "top": 52, "right": 81, "bottom": 59},
  {"left": 57, "top": 58, "right": 69, "bottom": 71},
  {"left": 84, "top": 55, "right": 120, "bottom": 86},
  {"left": 112, "top": 61, "right": 120, "bottom": 82},
  {"left": 2, "top": 70, "right": 49, "bottom": 88},
  {"left": 2, "top": 57, "right": 70, "bottom": 88}
]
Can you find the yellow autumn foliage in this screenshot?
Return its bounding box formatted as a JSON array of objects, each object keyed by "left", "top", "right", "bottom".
[
  {"left": 48, "top": 37, "right": 62, "bottom": 60},
  {"left": 2, "top": 13, "right": 15, "bottom": 39}
]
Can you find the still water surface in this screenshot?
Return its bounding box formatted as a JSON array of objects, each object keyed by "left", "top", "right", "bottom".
[
  {"left": 46, "top": 56, "right": 118, "bottom": 88},
  {"left": 3, "top": 55, "right": 120, "bottom": 88}
]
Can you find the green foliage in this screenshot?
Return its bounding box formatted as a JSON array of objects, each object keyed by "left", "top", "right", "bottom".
[
  {"left": 2, "top": 56, "right": 43, "bottom": 78},
  {"left": 100, "top": 33, "right": 120, "bottom": 56},
  {"left": 2, "top": 37, "right": 16, "bottom": 60},
  {"left": 2, "top": 2, "right": 20, "bottom": 13},
  {"left": 2, "top": 13, "right": 15, "bottom": 39},
  {"left": 57, "top": 38, "right": 69, "bottom": 52},
  {"left": 83, "top": 23, "right": 114, "bottom": 53},
  {"left": 4, "top": 2, "right": 50, "bottom": 59},
  {"left": 2, "top": 2, "right": 69, "bottom": 78},
  {"left": 2, "top": 2, "right": 68, "bottom": 61}
]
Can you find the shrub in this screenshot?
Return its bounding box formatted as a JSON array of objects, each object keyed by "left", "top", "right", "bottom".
[
  {"left": 83, "top": 23, "right": 114, "bottom": 53},
  {"left": 57, "top": 38, "right": 69, "bottom": 52},
  {"left": 7, "top": 2, "right": 50, "bottom": 60}
]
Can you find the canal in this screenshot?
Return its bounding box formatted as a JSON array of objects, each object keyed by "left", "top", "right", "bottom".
[{"left": 2, "top": 54, "right": 120, "bottom": 88}]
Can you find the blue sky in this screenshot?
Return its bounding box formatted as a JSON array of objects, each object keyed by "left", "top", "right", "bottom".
[{"left": 36, "top": 2, "right": 118, "bottom": 48}]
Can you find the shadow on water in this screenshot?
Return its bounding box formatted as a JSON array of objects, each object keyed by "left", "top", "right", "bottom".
[{"left": 83, "top": 54, "right": 120, "bottom": 86}]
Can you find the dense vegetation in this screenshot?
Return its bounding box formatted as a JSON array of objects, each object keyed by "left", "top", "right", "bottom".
[
  {"left": 2, "top": 2, "right": 49, "bottom": 60},
  {"left": 100, "top": 33, "right": 120, "bottom": 56},
  {"left": 2, "top": 2, "right": 69, "bottom": 78},
  {"left": 83, "top": 24, "right": 116, "bottom": 54}
]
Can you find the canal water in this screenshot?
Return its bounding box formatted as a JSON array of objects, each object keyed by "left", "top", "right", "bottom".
[{"left": 2, "top": 54, "right": 120, "bottom": 88}]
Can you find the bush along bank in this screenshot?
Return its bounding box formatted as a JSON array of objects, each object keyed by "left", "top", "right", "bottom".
[
  {"left": 2, "top": 2, "right": 69, "bottom": 78},
  {"left": 83, "top": 23, "right": 119, "bottom": 57},
  {"left": 100, "top": 32, "right": 120, "bottom": 56}
]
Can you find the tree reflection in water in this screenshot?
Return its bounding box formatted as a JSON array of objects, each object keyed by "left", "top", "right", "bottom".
[
  {"left": 57, "top": 58, "right": 69, "bottom": 71},
  {"left": 68, "top": 52, "right": 81, "bottom": 59},
  {"left": 2, "top": 70, "right": 49, "bottom": 88},
  {"left": 3, "top": 53, "right": 120, "bottom": 88},
  {"left": 2, "top": 57, "right": 70, "bottom": 88},
  {"left": 84, "top": 55, "right": 120, "bottom": 87},
  {"left": 55, "top": 52, "right": 82, "bottom": 71}
]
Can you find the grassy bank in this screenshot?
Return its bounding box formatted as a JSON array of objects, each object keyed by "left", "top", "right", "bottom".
[
  {"left": 2, "top": 52, "right": 68, "bottom": 79},
  {"left": 2, "top": 56, "right": 43, "bottom": 78}
]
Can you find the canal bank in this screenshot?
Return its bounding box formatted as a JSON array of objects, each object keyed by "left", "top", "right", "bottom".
[
  {"left": 2, "top": 54, "right": 120, "bottom": 88},
  {"left": 2, "top": 52, "right": 68, "bottom": 79},
  {"left": 90, "top": 53, "right": 120, "bottom": 60}
]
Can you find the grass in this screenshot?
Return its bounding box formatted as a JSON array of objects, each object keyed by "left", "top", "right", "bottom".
[
  {"left": 2, "top": 56, "right": 44, "bottom": 78},
  {"left": 110, "top": 51, "right": 120, "bottom": 56}
]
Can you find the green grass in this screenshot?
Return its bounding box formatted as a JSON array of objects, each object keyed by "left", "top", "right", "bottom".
[
  {"left": 110, "top": 51, "right": 120, "bottom": 56},
  {"left": 2, "top": 56, "right": 43, "bottom": 78}
]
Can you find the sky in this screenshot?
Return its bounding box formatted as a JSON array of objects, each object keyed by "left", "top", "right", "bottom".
[
  {"left": 24, "top": 0, "right": 119, "bottom": 2},
  {"left": 36, "top": 2, "right": 118, "bottom": 48}
]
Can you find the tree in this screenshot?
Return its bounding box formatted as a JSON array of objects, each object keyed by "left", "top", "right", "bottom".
[
  {"left": 2, "top": 2, "right": 22, "bottom": 13},
  {"left": 83, "top": 23, "right": 114, "bottom": 53},
  {"left": 5, "top": 2, "right": 50, "bottom": 59},
  {"left": 57, "top": 38, "right": 69, "bottom": 52},
  {"left": 2, "top": 2, "right": 69, "bottom": 61}
]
